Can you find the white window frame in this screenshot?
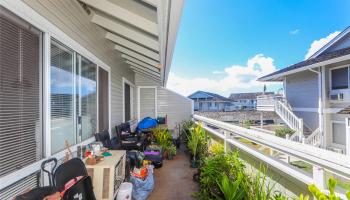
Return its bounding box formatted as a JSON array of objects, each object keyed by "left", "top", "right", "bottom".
[
  {"left": 0, "top": 0, "right": 112, "bottom": 190},
  {"left": 122, "top": 77, "right": 135, "bottom": 122},
  {"left": 330, "top": 120, "right": 346, "bottom": 149},
  {"left": 329, "top": 65, "right": 350, "bottom": 91},
  {"left": 137, "top": 86, "right": 157, "bottom": 121}
]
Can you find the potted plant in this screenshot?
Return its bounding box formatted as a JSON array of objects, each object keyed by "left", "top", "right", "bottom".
[
  {"left": 167, "top": 145, "right": 177, "bottom": 160},
  {"left": 188, "top": 125, "right": 200, "bottom": 168}
]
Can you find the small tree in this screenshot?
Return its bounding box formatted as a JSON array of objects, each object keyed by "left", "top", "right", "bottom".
[{"left": 275, "top": 127, "right": 295, "bottom": 138}]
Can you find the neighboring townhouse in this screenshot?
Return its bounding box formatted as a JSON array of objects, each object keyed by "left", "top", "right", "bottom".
[
  {"left": 229, "top": 92, "right": 274, "bottom": 110},
  {"left": 258, "top": 26, "right": 350, "bottom": 154},
  {"left": 188, "top": 91, "right": 232, "bottom": 111}
]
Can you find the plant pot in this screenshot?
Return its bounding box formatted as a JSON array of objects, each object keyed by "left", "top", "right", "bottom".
[
  {"left": 190, "top": 159, "right": 198, "bottom": 168},
  {"left": 167, "top": 154, "right": 174, "bottom": 160},
  {"left": 162, "top": 150, "right": 168, "bottom": 159}
]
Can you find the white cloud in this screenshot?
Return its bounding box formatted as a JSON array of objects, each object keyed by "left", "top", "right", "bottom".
[
  {"left": 289, "top": 29, "right": 300, "bottom": 35},
  {"left": 212, "top": 70, "right": 225, "bottom": 75},
  {"left": 304, "top": 31, "right": 340, "bottom": 60},
  {"left": 167, "top": 54, "right": 281, "bottom": 96}
]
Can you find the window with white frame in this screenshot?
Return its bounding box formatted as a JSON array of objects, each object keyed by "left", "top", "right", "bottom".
[
  {"left": 331, "top": 66, "right": 349, "bottom": 90},
  {"left": 51, "top": 40, "right": 97, "bottom": 153},
  {"left": 0, "top": 7, "right": 43, "bottom": 176},
  {"left": 332, "top": 122, "right": 346, "bottom": 146}
]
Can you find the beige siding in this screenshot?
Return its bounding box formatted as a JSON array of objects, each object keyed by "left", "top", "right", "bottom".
[
  {"left": 23, "top": 0, "right": 136, "bottom": 132},
  {"left": 157, "top": 87, "right": 193, "bottom": 130}
]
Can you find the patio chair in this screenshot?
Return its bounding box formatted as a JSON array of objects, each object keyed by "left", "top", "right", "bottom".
[
  {"left": 116, "top": 123, "right": 145, "bottom": 151},
  {"left": 94, "top": 129, "right": 120, "bottom": 150}
]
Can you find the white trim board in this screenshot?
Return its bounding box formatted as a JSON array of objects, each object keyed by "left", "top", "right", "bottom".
[{"left": 0, "top": 137, "right": 95, "bottom": 190}]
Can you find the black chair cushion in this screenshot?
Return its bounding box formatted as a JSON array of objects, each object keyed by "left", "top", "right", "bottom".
[{"left": 95, "top": 130, "right": 113, "bottom": 149}]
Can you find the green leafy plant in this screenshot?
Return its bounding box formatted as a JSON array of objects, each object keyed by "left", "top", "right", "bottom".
[
  {"left": 180, "top": 120, "right": 195, "bottom": 144},
  {"left": 243, "top": 120, "right": 254, "bottom": 129},
  {"left": 275, "top": 127, "right": 295, "bottom": 138},
  {"left": 273, "top": 191, "right": 290, "bottom": 200},
  {"left": 216, "top": 173, "right": 245, "bottom": 200},
  {"left": 187, "top": 123, "right": 209, "bottom": 167},
  {"left": 301, "top": 178, "right": 350, "bottom": 200},
  {"left": 243, "top": 167, "right": 275, "bottom": 200},
  {"left": 167, "top": 144, "right": 177, "bottom": 160},
  {"left": 152, "top": 127, "right": 173, "bottom": 158}
]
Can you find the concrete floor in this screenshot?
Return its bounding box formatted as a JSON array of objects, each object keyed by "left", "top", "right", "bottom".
[{"left": 148, "top": 146, "right": 198, "bottom": 200}]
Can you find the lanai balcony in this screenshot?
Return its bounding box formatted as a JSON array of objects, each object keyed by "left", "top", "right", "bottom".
[{"left": 1, "top": 0, "right": 350, "bottom": 200}]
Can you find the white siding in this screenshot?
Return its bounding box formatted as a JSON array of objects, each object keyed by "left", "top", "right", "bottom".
[
  {"left": 23, "top": 0, "right": 136, "bottom": 132},
  {"left": 135, "top": 73, "right": 160, "bottom": 86},
  {"left": 285, "top": 70, "right": 319, "bottom": 108},
  {"left": 139, "top": 87, "right": 156, "bottom": 119},
  {"left": 157, "top": 87, "right": 193, "bottom": 129}
]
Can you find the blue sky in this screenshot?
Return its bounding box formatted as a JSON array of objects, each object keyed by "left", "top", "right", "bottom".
[{"left": 167, "top": 0, "right": 350, "bottom": 96}]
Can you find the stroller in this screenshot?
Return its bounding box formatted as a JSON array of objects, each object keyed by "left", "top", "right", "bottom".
[{"left": 15, "top": 158, "right": 96, "bottom": 200}]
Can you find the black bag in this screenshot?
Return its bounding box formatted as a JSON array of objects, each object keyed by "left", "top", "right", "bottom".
[
  {"left": 144, "top": 145, "right": 163, "bottom": 168},
  {"left": 61, "top": 176, "right": 95, "bottom": 200},
  {"left": 14, "top": 186, "right": 58, "bottom": 200},
  {"left": 54, "top": 158, "right": 96, "bottom": 200}
]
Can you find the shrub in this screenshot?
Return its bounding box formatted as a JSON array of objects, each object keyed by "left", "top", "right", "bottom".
[
  {"left": 187, "top": 123, "right": 210, "bottom": 167},
  {"left": 152, "top": 127, "right": 172, "bottom": 150},
  {"left": 275, "top": 127, "right": 295, "bottom": 138},
  {"left": 243, "top": 120, "right": 254, "bottom": 129}
]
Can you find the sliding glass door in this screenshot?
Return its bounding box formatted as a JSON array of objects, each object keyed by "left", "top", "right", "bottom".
[
  {"left": 50, "top": 41, "right": 76, "bottom": 153},
  {"left": 76, "top": 55, "right": 97, "bottom": 142},
  {"left": 51, "top": 40, "right": 97, "bottom": 153}
]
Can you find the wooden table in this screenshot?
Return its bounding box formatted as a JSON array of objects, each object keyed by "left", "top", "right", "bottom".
[{"left": 85, "top": 150, "right": 126, "bottom": 200}]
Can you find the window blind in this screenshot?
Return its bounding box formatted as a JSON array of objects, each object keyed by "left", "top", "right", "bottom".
[{"left": 0, "top": 10, "right": 42, "bottom": 177}]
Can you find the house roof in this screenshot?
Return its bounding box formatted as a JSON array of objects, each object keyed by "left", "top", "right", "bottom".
[
  {"left": 258, "top": 26, "right": 350, "bottom": 82},
  {"left": 188, "top": 91, "right": 232, "bottom": 102},
  {"left": 229, "top": 92, "right": 274, "bottom": 100},
  {"left": 258, "top": 46, "right": 350, "bottom": 81},
  {"left": 338, "top": 106, "right": 350, "bottom": 114}
]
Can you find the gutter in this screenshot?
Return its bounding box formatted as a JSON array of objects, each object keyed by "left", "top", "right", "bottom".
[{"left": 258, "top": 53, "right": 350, "bottom": 82}]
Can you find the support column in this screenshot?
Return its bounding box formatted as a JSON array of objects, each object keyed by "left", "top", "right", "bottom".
[
  {"left": 346, "top": 117, "right": 350, "bottom": 156},
  {"left": 224, "top": 130, "right": 228, "bottom": 153},
  {"left": 320, "top": 66, "right": 326, "bottom": 148},
  {"left": 313, "top": 166, "right": 326, "bottom": 190}
]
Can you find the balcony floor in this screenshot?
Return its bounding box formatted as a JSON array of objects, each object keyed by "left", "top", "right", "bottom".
[{"left": 148, "top": 146, "right": 198, "bottom": 200}]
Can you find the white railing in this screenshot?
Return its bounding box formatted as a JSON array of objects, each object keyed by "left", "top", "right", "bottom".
[
  {"left": 304, "top": 128, "right": 321, "bottom": 147},
  {"left": 193, "top": 115, "right": 350, "bottom": 198},
  {"left": 275, "top": 100, "right": 304, "bottom": 140}
]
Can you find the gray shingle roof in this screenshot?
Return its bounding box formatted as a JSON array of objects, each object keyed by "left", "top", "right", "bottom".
[
  {"left": 229, "top": 92, "right": 274, "bottom": 100},
  {"left": 188, "top": 91, "right": 232, "bottom": 101},
  {"left": 258, "top": 46, "right": 350, "bottom": 81}
]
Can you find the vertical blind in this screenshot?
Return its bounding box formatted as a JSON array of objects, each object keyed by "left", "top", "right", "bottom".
[{"left": 0, "top": 10, "right": 42, "bottom": 177}]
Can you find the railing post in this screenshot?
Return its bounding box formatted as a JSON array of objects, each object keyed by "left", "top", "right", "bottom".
[
  {"left": 346, "top": 117, "right": 350, "bottom": 156},
  {"left": 299, "top": 119, "right": 303, "bottom": 142},
  {"left": 313, "top": 166, "right": 326, "bottom": 190},
  {"left": 224, "top": 130, "right": 227, "bottom": 153}
]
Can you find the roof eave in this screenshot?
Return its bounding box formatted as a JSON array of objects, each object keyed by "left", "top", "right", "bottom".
[{"left": 258, "top": 53, "right": 350, "bottom": 82}]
